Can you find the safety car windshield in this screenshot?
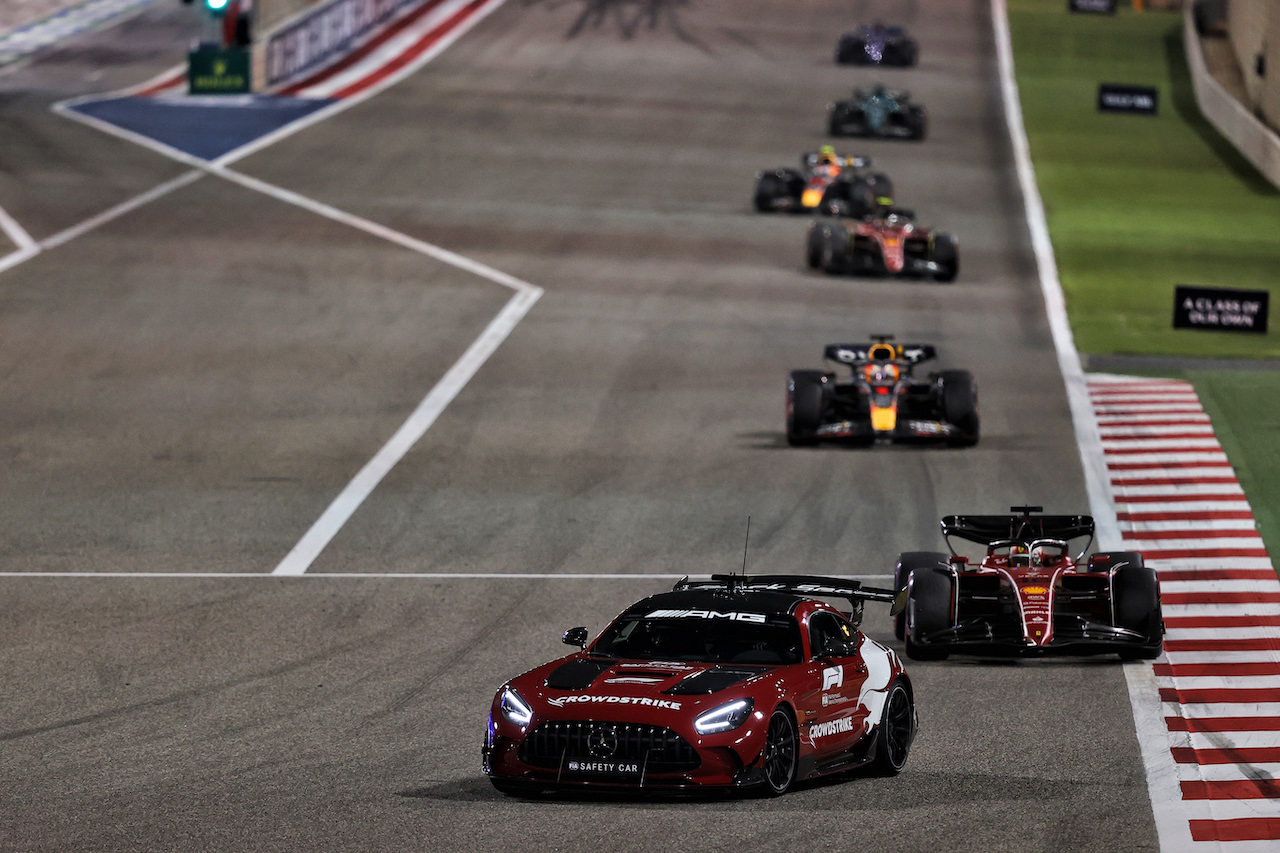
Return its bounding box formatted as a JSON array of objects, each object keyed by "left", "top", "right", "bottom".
[{"left": 593, "top": 611, "right": 803, "bottom": 665}]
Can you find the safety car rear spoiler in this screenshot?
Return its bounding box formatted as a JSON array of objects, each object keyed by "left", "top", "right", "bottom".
[{"left": 674, "top": 574, "right": 902, "bottom": 620}]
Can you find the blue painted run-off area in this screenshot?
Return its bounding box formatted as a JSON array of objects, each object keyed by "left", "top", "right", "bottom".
[{"left": 70, "top": 95, "right": 335, "bottom": 161}]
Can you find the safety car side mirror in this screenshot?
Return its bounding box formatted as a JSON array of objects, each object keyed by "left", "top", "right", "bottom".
[{"left": 562, "top": 627, "right": 588, "bottom": 649}]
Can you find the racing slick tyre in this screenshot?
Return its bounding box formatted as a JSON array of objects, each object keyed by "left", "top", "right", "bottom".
[
  {"left": 818, "top": 223, "right": 849, "bottom": 274},
  {"left": 868, "top": 678, "right": 915, "bottom": 776},
  {"left": 937, "top": 370, "right": 979, "bottom": 447},
  {"left": 931, "top": 232, "right": 958, "bottom": 282},
  {"left": 828, "top": 103, "right": 861, "bottom": 137},
  {"left": 1111, "top": 555, "right": 1164, "bottom": 660},
  {"left": 761, "top": 707, "right": 799, "bottom": 795},
  {"left": 907, "top": 106, "right": 927, "bottom": 140},
  {"left": 866, "top": 171, "right": 894, "bottom": 204},
  {"left": 753, "top": 171, "right": 788, "bottom": 212},
  {"left": 894, "top": 552, "right": 950, "bottom": 640},
  {"left": 835, "top": 37, "right": 864, "bottom": 65},
  {"left": 786, "top": 370, "right": 826, "bottom": 446},
  {"left": 905, "top": 568, "right": 952, "bottom": 661},
  {"left": 821, "top": 179, "right": 876, "bottom": 218},
  {"left": 804, "top": 221, "right": 825, "bottom": 269}
]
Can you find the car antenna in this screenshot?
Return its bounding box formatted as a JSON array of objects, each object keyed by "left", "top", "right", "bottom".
[{"left": 740, "top": 516, "right": 752, "bottom": 580}]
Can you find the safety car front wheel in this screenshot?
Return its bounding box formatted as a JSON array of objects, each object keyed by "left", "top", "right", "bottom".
[{"left": 761, "top": 708, "right": 798, "bottom": 795}]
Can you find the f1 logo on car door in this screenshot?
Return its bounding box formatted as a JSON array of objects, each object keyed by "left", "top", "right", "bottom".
[{"left": 804, "top": 612, "right": 867, "bottom": 756}]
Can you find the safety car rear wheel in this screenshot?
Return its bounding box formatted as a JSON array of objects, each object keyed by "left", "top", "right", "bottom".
[
  {"left": 761, "top": 707, "right": 798, "bottom": 795},
  {"left": 868, "top": 679, "right": 915, "bottom": 775},
  {"left": 905, "top": 568, "right": 952, "bottom": 661}
]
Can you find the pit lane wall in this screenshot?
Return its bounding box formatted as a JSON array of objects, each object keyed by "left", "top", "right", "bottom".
[
  {"left": 1185, "top": 1, "right": 1280, "bottom": 188},
  {"left": 251, "top": 0, "right": 422, "bottom": 91}
]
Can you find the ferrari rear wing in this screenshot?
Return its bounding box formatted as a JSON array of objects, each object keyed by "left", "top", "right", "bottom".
[{"left": 941, "top": 506, "right": 1095, "bottom": 551}]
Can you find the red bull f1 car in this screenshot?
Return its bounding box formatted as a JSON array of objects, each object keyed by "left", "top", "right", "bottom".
[
  {"left": 894, "top": 507, "right": 1164, "bottom": 660},
  {"left": 755, "top": 149, "right": 893, "bottom": 218},
  {"left": 806, "top": 210, "right": 957, "bottom": 282},
  {"left": 484, "top": 575, "right": 915, "bottom": 796},
  {"left": 786, "top": 337, "right": 979, "bottom": 447},
  {"left": 835, "top": 24, "right": 918, "bottom": 66}
]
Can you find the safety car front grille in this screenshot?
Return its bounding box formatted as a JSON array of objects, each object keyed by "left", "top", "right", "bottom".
[{"left": 518, "top": 721, "right": 700, "bottom": 772}]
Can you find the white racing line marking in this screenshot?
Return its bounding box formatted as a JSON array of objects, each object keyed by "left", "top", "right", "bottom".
[
  {"left": 0, "top": 0, "right": 544, "bottom": 578},
  {"left": 0, "top": 199, "right": 37, "bottom": 253}
]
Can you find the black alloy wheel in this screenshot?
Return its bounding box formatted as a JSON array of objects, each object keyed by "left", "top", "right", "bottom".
[
  {"left": 869, "top": 680, "right": 914, "bottom": 775},
  {"left": 762, "top": 708, "right": 798, "bottom": 795}
]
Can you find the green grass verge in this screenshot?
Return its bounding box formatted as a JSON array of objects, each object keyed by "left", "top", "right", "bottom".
[
  {"left": 1007, "top": 1, "right": 1280, "bottom": 359},
  {"left": 1007, "top": 2, "right": 1280, "bottom": 565}
]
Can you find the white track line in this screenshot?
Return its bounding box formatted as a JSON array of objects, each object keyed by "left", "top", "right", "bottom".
[
  {"left": 270, "top": 283, "right": 540, "bottom": 576},
  {"left": 0, "top": 199, "right": 36, "bottom": 252},
  {"left": 0, "top": 572, "right": 896, "bottom": 581},
  {"left": 0, "top": 0, "right": 543, "bottom": 580}
]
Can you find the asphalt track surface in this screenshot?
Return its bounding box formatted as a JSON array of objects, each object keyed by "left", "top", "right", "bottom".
[{"left": 0, "top": 1, "right": 1160, "bottom": 851}]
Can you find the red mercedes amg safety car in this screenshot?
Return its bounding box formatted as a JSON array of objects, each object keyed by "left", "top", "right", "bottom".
[
  {"left": 894, "top": 507, "right": 1164, "bottom": 660},
  {"left": 483, "top": 575, "right": 915, "bottom": 796}
]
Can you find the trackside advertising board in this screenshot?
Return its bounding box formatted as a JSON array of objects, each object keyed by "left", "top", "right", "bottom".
[
  {"left": 1097, "top": 84, "right": 1158, "bottom": 115},
  {"left": 1069, "top": 0, "right": 1116, "bottom": 13},
  {"left": 1173, "top": 285, "right": 1269, "bottom": 333},
  {"left": 188, "top": 46, "right": 251, "bottom": 94},
  {"left": 265, "top": 0, "right": 419, "bottom": 87}
]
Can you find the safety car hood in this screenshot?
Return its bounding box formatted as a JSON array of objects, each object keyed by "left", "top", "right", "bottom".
[{"left": 521, "top": 657, "right": 774, "bottom": 716}]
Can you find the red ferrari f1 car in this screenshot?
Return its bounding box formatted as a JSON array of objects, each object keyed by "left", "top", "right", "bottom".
[
  {"left": 894, "top": 507, "right": 1164, "bottom": 660},
  {"left": 484, "top": 575, "right": 916, "bottom": 796},
  {"left": 806, "top": 210, "right": 957, "bottom": 282}
]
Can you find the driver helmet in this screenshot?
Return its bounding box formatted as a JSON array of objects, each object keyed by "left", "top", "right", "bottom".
[
  {"left": 818, "top": 145, "right": 840, "bottom": 169},
  {"left": 1031, "top": 544, "right": 1054, "bottom": 568},
  {"left": 1009, "top": 544, "right": 1030, "bottom": 568},
  {"left": 862, "top": 363, "right": 900, "bottom": 383}
]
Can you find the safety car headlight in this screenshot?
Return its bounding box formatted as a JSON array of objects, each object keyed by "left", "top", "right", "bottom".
[
  {"left": 694, "top": 698, "right": 754, "bottom": 735},
  {"left": 500, "top": 687, "right": 533, "bottom": 727}
]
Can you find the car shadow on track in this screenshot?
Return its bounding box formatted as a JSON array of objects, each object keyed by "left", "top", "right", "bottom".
[
  {"left": 735, "top": 431, "right": 980, "bottom": 451},
  {"left": 398, "top": 769, "right": 1087, "bottom": 807},
  {"left": 522, "top": 0, "right": 707, "bottom": 49}
]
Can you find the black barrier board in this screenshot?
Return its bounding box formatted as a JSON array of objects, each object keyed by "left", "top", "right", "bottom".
[
  {"left": 1098, "top": 84, "right": 1158, "bottom": 115},
  {"left": 1070, "top": 0, "right": 1116, "bottom": 13},
  {"left": 1173, "top": 285, "right": 1269, "bottom": 333},
  {"left": 188, "top": 47, "right": 251, "bottom": 95}
]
